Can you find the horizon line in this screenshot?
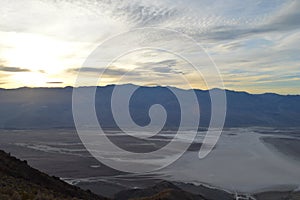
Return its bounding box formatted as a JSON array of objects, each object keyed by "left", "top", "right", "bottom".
[{"left": 0, "top": 83, "right": 299, "bottom": 96}]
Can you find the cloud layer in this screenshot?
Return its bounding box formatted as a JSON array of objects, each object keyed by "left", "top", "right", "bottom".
[{"left": 0, "top": 0, "right": 299, "bottom": 94}]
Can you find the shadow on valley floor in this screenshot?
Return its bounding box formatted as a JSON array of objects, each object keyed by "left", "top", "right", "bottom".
[{"left": 1, "top": 149, "right": 300, "bottom": 200}]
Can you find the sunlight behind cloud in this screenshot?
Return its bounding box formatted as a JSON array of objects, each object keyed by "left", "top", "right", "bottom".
[
  {"left": 11, "top": 72, "right": 47, "bottom": 88},
  {"left": 0, "top": 32, "right": 85, "bottom": 74},
  {"left": 0, "top": 0, "right": 299, "bottom": 94}
]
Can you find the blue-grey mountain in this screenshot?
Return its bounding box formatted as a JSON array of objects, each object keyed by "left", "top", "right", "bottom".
[{"left": 0, "top": 85, "right": 299, "bottom": 129}]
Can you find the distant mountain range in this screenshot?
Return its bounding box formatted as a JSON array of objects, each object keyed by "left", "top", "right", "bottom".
[{"left": 0, "top": 84, "right": 299, "bottom": 129}]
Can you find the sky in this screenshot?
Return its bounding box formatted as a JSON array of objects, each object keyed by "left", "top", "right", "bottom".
[{"left": 0, "top": 0, "right": 299, "bottom": 94}]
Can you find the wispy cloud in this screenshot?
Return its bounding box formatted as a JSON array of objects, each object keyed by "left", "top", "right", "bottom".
[
  {"left": 0, "top": 65, "right": 30, "bottom": 72},
  {"left": 46, "top": 81, "right": 63, "bottom": 84},
  {"left": 68, "top": 67, "right": 141, "bottom": 77},
  {"left": 0, "top": 0, "right": 299, "bottom": 94},
  {"left": 201, "top": 1, "right": 300, "bottom": 42}
]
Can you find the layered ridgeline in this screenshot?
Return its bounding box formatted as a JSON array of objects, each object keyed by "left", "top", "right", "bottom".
[{"left": 0, "top": 84, "right": 299, "bottom": 129}]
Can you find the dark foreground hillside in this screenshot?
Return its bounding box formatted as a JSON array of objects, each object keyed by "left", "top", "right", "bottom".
[
  {"left": 1, "top": 149, "right": 300, "bottom": 200},
  {"left": 0, "top": 148, "right": 223, "bottom": 200},
  {"left": 0, "top": 149, "right": 107, "bottom": 200},
  {"left": 114, "top": 181, "right": 233, "bottom": 200}
]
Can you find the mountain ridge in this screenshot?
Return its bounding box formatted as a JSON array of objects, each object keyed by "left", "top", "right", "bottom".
[
  {"left": 1, "top": 84, "right": 299, "bottom": 96},
  {"left": 0, "top": 84, "right": 299, "bottom": 129}
]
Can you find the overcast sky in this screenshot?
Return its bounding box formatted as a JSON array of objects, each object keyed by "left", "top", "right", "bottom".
[{"left": 0, "top": 0, "right": 299, "bottom": 94}]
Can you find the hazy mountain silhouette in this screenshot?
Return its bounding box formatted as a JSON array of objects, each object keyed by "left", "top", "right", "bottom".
[{"left": 0, "top": 84, "right": 299, "bottom": 129}]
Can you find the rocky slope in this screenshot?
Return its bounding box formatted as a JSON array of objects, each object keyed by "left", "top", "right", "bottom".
[
  {"left": 114, "top": 181, "right": 234, "bottom": 200},
  {"left": 0, "top": 149, "right": 107, "bottom": 200}
]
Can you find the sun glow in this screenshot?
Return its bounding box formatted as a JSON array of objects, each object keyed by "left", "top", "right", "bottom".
[
  {"left": 0, "top": 31, "right": 94, "bottom": 88},
  {"left": 0, "top": 32, "right": 82, "bottom": 74},
  {"left": 12, "top": 72, "right": 48, "bottom": 88}
]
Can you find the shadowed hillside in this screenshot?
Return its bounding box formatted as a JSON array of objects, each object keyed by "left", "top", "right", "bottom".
[
  {"left": 114, "top": 181, "right": 234, "bottom": 200},
  {"left": 0, "top": 149, "right": 232, "bottom": 200},
  {"left": 0, "top": 149, "right": 108, "bottom": 200}
]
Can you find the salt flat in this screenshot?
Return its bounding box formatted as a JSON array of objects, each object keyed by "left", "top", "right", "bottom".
[{"left": 0, "top": 127, "right": 299, "bottom": 197}]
